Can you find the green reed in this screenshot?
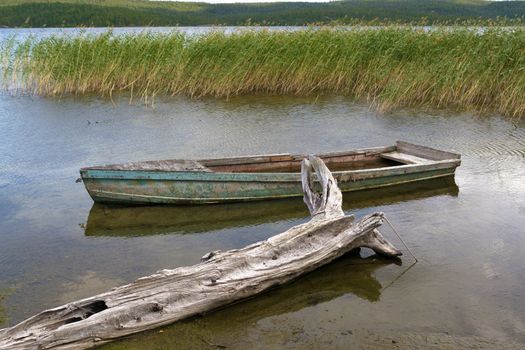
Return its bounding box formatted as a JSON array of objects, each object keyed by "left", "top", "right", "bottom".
[{"left": 2, "top": 27, "right": 525, "bottom": 118}]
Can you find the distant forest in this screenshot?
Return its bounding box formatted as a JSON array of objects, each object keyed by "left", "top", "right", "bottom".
[{"left": 1, "top": 0, "right": 525, "bottom": 27}]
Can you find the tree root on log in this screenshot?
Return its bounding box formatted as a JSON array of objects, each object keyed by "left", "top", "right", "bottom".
[{"left": 0, "top": 156, "right": 401, "bottom": 349}]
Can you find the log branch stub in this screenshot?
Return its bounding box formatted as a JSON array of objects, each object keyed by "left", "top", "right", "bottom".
[
  {"left": 301, "top": 156, "right": 344, "bottom": 218},
  {"left": 0, "top": 156, "right": 401, "bottom": 350}
]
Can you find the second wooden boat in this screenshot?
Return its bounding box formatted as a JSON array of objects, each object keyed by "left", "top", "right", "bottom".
[{"left": 80, "top": 141, "right": 461, "bottom": 205}]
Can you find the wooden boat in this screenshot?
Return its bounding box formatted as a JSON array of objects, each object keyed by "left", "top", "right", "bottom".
[{"left": 80, "top": 141, "right": 461, "bottom": 205}]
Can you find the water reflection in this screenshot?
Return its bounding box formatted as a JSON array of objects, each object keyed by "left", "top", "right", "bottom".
[
  {"left": 239, "top": 254, "right": 401, "bottom": 307},
  {"left": 84, "top": 177, "right": 458, "bottom": 237},
  {"left": 102, "top": 254, "right": 399, "bottom": 350}
]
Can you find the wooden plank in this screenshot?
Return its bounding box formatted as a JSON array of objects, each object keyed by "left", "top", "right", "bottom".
[
  {"left": 200, "top": 154, "right": 293, "bottom": 166},
  {"left": 269, "top": 155, "right": 295, "bottom": 162},
  {"left": 381, "top": 151, "right": 432, "bottom": 164},
  {"left": 334, "top": 160, "right": 460, "bottom": 182},
  {"left": 396, "top": 141, "right": 461, "bottom": 161},
  {"left": 85, "top": 160, "right": 212, "bottom": 172},
  {"left": 315, "top": 145, "right": 395, "bottom": 158}
]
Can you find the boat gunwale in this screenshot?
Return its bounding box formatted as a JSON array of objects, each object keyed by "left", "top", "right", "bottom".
[
  {"left": 80, "top": 142, "right": 461, "bottom": 176},
  {"left": 80, "top": 145, "right": 397, "bottom": 173},
  {"left": 80, "top": 159, "right": 461, "bottom": 183}
]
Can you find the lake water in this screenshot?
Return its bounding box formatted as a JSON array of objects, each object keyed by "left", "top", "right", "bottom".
[
  {"left": 1, "top": 28, "right": 525, "bottom": 349},
  {"left": 0, "top": 26, "right": 306, "bottom": 42},
  {"left": 0, "top": 25, "right": 513, "bottom": 43}
]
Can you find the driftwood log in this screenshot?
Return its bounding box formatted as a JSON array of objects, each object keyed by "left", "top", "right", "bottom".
[{"left": 0, "top": 156, "right": 401, "bottom": 350}]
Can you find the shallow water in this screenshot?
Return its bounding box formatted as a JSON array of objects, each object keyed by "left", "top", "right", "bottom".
[{"left": 0, "top": 93, "right": 524, "bottom": 348}]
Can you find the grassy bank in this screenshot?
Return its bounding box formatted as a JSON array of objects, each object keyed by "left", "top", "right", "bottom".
[{"left": 2, "top": 28, "right": 525, "bottom": 118}]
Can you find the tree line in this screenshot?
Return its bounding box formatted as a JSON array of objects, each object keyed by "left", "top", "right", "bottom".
[{"left": 1, "top": 0, "right": 524, "bottom": 27}]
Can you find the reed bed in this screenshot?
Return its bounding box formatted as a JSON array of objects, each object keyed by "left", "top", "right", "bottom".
[{"left": 2, "top": 28, "right": 525, "bottom": 118}]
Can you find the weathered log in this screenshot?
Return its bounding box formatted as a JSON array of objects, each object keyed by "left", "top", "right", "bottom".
[{"left": 0, "top": 156, "right": 401, "bottom": 350}]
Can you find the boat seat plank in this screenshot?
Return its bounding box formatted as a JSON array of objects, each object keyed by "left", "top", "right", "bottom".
[{"left": 381, "top": 151, "right": 432, "bottom": 164}]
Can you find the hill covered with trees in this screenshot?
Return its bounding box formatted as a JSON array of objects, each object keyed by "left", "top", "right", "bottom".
[{"left": 0, "top": 0, "right": 524, "bottom": 27}]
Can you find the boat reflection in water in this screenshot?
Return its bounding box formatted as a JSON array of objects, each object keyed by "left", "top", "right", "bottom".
[
  {"left": 84, "top": 177, "right": 458, "bottom": 237},
  {"left": 241, "top": 253, "right": 401, "bottom": 309}
]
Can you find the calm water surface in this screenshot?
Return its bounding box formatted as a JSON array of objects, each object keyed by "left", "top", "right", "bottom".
[
  {"left": 0, "top": 83, "right": 525, "bottom": 348},
  {"left": 0, "top": 25, "right": 515, "bottom": 42},
  {"left": 0, "top": 26, "right": 306, "bottom": 42}
]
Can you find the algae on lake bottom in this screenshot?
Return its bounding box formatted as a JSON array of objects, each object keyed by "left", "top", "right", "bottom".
[{"left": 0, "top": 290, "right": 8, "bottom": 326}]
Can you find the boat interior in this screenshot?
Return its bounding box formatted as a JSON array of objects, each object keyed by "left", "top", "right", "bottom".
[
  {"left": 201, "top": 152, "right": 403, "bottom": 173},
  {"left": 83, "top": 142, "right": 460, "bottom": 174}
]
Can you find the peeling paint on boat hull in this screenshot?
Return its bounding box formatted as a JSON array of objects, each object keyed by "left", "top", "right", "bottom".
[{"left": 81, "top": 167, "right": 458, "bottom": 205}]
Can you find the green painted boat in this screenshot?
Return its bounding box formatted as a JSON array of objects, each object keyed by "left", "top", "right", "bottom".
[
  {"left": 84, "top": 178, "right": 458, "bottom": 237},
  {"left": 79, "top": 141, "right": 461, "bottom": 205}
]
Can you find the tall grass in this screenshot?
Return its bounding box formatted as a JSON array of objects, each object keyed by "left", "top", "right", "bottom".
[{"left": 2, "top": 28, "right": 525, "bottom": 118}]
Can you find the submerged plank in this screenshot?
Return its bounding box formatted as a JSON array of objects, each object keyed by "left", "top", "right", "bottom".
[{"left": 0, "top": 156, "right": 401, "bottom": 349}]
